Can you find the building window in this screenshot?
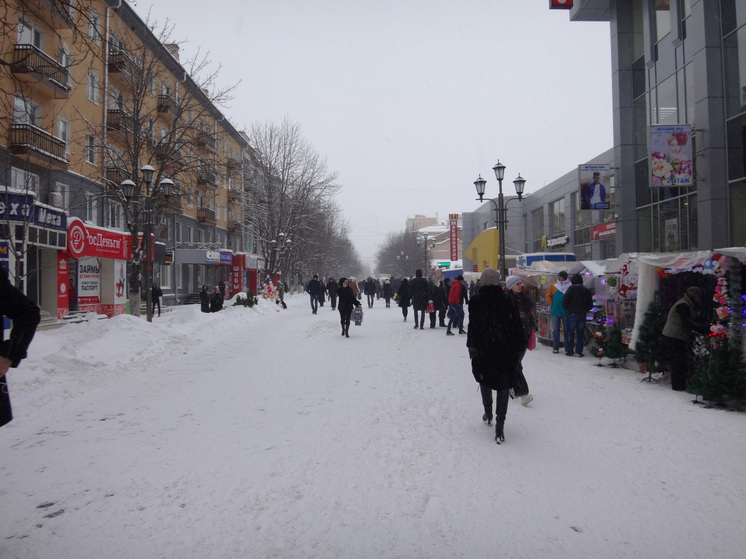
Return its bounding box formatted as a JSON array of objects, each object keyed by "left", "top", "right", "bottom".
[
  {"left": 85, "top": 135, "right": 97, "bottom": 164},
  {"left": 17, "top": 17, "right": 43, "bottom": 48},
  {"left": 85, "top": 193, "right": 98, "bottom": 223},
  {"left": 550, "top": 198, "right": 565, "bottom": 236},
  {"left": 89, "top": 10, "right": 101, "bottom": 45},
  {"left": 106, "top": 200, "right": 121, "bottom": 229},
  {"left": 57, "top": 117, "right": 70, "bottom": 154},
  {"left": 654, "top": 0, "right": 671, "bottom": 43},
  {"left": 59, "top": 43, "right": 72, "bottom": 85},
  {"left": 10, "top": 167, "right": 40, "bottom": 193},
  {"left": 13, "top": 95, "right": 41, "bottom": 126},
  {"left": 87, "top": 70, "right": 100, "bottom": 103},
  {"left": 187, "top": 226, "right": 193, "bottom": 244}
]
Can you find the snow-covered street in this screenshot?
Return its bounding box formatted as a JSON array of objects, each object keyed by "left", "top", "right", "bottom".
[{"left": 1, "top": 293, "right": 745, "bottom": 558}]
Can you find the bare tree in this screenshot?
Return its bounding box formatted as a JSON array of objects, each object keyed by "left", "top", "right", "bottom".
[{"left": 246, "top": 119, "right": 339, "bottom": 278}]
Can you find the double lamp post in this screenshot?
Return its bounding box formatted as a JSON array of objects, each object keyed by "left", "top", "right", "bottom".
[
  {"left": 121, "top": 164, "right": 173, "bottom": 322},
  {"left": 473, "top": 160, "right": 525, "bottom": 279}
]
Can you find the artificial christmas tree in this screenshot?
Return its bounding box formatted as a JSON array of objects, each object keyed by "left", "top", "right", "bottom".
[{"left": 634, "top": 298, "right": 669, "bottom": 382}]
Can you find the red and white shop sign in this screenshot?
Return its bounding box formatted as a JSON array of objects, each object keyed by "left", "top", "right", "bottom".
[
  {"left": 66, "top": 218, "right": 150, "bottom": 260},
  {"left": 591, "top": 222, "right": 616, "bottom": 240}
]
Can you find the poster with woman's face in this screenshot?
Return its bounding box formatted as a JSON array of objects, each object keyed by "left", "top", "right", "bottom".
[{"left": 650, "top": 125, "right": 693, "bottom": 187}]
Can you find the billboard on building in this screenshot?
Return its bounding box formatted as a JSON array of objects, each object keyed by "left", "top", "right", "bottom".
[
  {"left": 650, "top": 124, "right": 693, "bottom": 187},
  {"left": 579, "top": 164, "right": 611, "bottom": 210}
]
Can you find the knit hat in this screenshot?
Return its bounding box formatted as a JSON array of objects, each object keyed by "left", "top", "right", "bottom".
[
  {"left": 505, "top": 275, "right": 521, "bottom": 290},
  {"left": 480, "top": 268, "right": 501, "bottom": 287},
  {"left": 558, "top": 271, "right": 568, "bottom": 280}
]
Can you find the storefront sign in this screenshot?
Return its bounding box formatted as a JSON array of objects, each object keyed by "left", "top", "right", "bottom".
[
  {"left": 449, "top": 213, "right": 459, "bottom": 261},
  {"left": 0, "top": 192, "right": 66, "bottom": 231},
  {"left": 206, "top": 250, "right": 221, "bottom": 264},
  {"left": 67, "top": 218, "right": 139, "bottom": 260},
  {"left": 546, "top": 235, "right": 569, "bottom": 248},
  {"left": 549, "top": 0, "right": 573, "bottom": 8},
  {"left": 591, "top": 222, "right": 616, "bottom": 240}
]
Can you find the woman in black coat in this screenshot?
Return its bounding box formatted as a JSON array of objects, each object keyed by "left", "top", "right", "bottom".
[
  {"left": 337, "top": 278, "right": 361, "bottom": 338},
  {"left": 396, "top": 278, "right": 411, "bottom": 322},
  {"left": 199, "top": 285, "right": 210, "bottom": 313},
  {"left": 466, "top": 268, "right": 524, "bottom": 444}
]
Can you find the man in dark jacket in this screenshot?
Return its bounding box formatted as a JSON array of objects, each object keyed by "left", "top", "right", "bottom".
[
  {"left": 409, "top": 269, "right": 429, "bottom": 329},
  {"left": 562, "top": 273, "right": 594, "bottom": 357},
  {"left": 1, "top": 267, "right": 41, "bottom": 426},
  {"left": 466, "top": 267, "right": 523, "bottom": 444},
  {"left": 363, "top": 277, "right": 376, "bottom": 309},
  {"left": 306, "top": 274, "right": 322, "bottom": 314},
  {"left": 325, "top": 277, "right": 339, "bottom": 310}
]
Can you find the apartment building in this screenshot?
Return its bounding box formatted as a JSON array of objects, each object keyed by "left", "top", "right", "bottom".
[{"left": 1, "top": 0, "right": 251, "bottom": 318}]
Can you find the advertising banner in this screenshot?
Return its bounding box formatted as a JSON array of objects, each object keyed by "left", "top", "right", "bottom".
[
  {"left": 77, "top": 256, "right": 101, "bottom": 304},
  {"left": 650, "top": 124, "right": 693, "bottom": 187},
  {"left": 579, "top": 164, "right": 611, "bottom": 210},
  {"left": 449, "top": 213, "right": 459, "bottom": 262},
  {"left": 591, "top": 222, "right": 616, "bottom": 240}
]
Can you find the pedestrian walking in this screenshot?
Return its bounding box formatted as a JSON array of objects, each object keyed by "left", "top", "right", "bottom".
[
  {"left": 446, "top": 275, "right": 466, "bottom": 335},
  {"left": 383, "top": 279, "right": 393, "bottom": 308},
  {"left": 337, "top": 278, "right": 361, "bottom": 338},
  {"left": 397, "top": 278, "right": 411, "bottom": 322},
  {"left": 306, "top": 274, "right": 322, "bottom": 314},
  {"left": 364, "top": 277, "right": 376, "bottom": 309},
  {"left": 466, "top": 268, "right": 524, "bottom": 444},
  {"left": 326, "top": 277, "right": 339, "bottom": 310},
  {"left": 409, "top": 269, "right": 429, "bottom": 329}
]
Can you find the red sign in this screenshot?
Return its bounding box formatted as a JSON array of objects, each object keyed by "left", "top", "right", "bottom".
[
  {"left": 66, "top": 218, "right": 151, "bottom": 260},
  {"left": 449, "top": 214, "right": 459, "bottom": 261},
  {"left": 591, "top": 222, "right": 616, "bottom": 240},
  {"left": 550, "top": 0, "right": 573, "bottom": 8}
]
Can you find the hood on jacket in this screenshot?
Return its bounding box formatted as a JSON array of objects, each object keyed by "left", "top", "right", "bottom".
[{"left": 571, "top": 273, "right": 583, "bottom": 285}]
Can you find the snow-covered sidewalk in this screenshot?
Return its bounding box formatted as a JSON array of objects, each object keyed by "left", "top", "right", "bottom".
[{"left": 1, "top": 294, "right": 744, "bottom": 558}]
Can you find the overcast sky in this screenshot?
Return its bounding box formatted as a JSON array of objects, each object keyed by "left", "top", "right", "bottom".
[{"left": 136, "top": 0, "right": 613, "bottom": 268}]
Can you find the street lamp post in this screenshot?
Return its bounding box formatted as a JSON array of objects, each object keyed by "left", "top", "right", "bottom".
[
  {"left": 121, "top": 165, "right": 173, "bottom": 322},
  {"left": 474, "top": 160, "right": 526, "bottom": 279}
]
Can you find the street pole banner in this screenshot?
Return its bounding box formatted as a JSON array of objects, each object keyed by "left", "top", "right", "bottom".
[{"left": 449, "top": 214, "right": 459, "bottom": 261}]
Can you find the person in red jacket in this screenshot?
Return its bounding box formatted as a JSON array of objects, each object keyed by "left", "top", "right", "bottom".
[{"left": 446, "top": 275, "right": 466, "bottom": 335}]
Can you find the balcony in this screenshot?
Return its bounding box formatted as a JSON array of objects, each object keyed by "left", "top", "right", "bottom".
[
  {"left": 108, "top": 50, "right": 138, "bottom": 76},
  {"left": 197, "top": 207, "right": 216, "bottom": 224},
  {"left": 195, "top": 131, "right": 218, "bottom": 152},
  {"left": 106, "top": 167, "right": 130, "bottom": 185},
  {"left": 197, "top": 166, "right": 218, "bottom": 187},
  {"left": 157, "top": 94, "right": 179, "bottom": 117},
  {"left": 227, "top": 219, "right": 242, "bottom": 232},
  {"left": 228, "top": 189, "right": 243, "bottom": 204},
  {"left": 226, "top": 156, "right": 242, "bottom": 174},
  {"left": 162, "top": 195, "right": 183, "bottom": 215},
  {"left": 8, "top": 124, "right": 68, "bottom": 169},
  {"left": 107, "top": 109, "right": 135, "bottom": 132},
  {"left": 11, "top": 44, "right": 71, "bottom": 98},
  {"left": 43, "top": 0, "right": 75, "bottom": 29}
]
